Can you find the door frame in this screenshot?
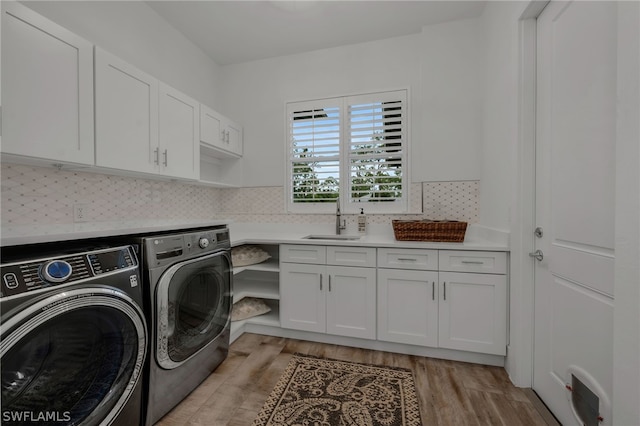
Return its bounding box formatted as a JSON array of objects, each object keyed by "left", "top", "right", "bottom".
[{"left": 508, "top": 0, "right": 548, "bottom": 389}]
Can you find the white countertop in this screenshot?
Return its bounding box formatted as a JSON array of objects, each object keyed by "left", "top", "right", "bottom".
[
  {"left": 1, "top": 220, "right": 509, "bottom": 251},
  {"left": 0, "top": 219, "right": 230, "bottom": 246},
  {"left": 229, "top": 222, "right": 509, "bottom": 251}
]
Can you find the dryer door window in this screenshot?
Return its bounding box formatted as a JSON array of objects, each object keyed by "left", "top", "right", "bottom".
[
  {"left": 156, "top": 251, "right": 232, "bottom": 369},
  {"left": 0, "top": 289, "right": 147, "bottom": 426}
]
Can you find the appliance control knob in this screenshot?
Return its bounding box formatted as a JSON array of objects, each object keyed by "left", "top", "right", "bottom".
[
  {"left": 198, "top": 238, "right": 210, "bottom": 249},
  {"left": 41, "top": 260, "right": 73, "bottom": 283}
]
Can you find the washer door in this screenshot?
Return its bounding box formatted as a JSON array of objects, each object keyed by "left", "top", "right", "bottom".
[
  {"left": 0, "top": 288, "right": 147, "bottom": 426},
  {"left": 156, "top": 250, "right": 232, "bottom": 369}
]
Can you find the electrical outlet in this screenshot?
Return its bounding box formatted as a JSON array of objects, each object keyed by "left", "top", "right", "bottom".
[{"left": 73, "top": 203, "right": 89, "bottom": 222}]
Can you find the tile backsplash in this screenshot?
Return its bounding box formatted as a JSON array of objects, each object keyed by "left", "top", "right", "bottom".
[{"left": 1, "top": 163, "right": 479, "bottom": 227}]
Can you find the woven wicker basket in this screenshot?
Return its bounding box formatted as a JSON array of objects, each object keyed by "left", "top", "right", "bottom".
[{"left": 392, "top": 220, "right": 467, "bottom": 242}]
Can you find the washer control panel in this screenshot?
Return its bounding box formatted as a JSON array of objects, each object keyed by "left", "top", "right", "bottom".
[
  {"left": 145, "top": 226, "right": 230, "bottom": 267},
  {"left": 0, "top": 246, "right": 137, "bottom": 299}
]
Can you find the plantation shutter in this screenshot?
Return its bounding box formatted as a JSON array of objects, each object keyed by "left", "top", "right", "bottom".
[
  {"left": 287, "top": 98, "right": 341, "bottom": 211},
  {"left": 286, "top": 90, "right": 408, "bottom": 214},
  {"left": 347, "top": 91, "right": 407, "bottom": 211}
]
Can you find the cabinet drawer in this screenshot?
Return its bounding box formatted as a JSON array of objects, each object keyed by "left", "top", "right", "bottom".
[
  {"left": 280, "top": 245, "right": 326, "bottom": 264},
  {"left": 327, "top": 246, "right": 376, "bottom": 267},
  {"left": 377, "top": 248, "right": 438, "bottom": 270},
  {"left": 438, "top": 251, "right": 507, "bottom": 274}
]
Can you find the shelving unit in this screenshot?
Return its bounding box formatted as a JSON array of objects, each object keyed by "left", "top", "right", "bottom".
[{"left": 231, "top": 244, "right": 280, "bottom": 341}]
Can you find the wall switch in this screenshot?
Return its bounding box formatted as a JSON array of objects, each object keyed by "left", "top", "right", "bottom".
[{"left": 73, "top": 203, "right": 89, "bottom": 222}]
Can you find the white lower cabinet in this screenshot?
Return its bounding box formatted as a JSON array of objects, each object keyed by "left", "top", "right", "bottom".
[
  {"left": 279, "top": 245, "right": 376, "bottom": 340},
  {"left": 377, "top": 248, "right": 508, "bottom": 356},
  {"left": 377, "top": 268, "right": 439, "bottom": 347},
  {"left": 438, "top": 272, "right": 507, "bottom": 355}
]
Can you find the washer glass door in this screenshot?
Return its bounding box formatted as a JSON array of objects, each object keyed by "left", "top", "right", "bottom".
[
  {"left": 157, "top": 251, "right": 231, "bottom": 369},
  {"left": 1, "top": 289, "right": 146, "bottom": 426}
]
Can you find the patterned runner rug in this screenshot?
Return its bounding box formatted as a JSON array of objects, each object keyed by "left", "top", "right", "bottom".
[{"left": 253, "top": 353, "right": 423, "bottom": 426}]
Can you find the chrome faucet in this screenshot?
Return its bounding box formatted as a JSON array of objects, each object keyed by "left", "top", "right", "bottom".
[{"left": 336, "top": 197, "right": 346, "bottom": 235}]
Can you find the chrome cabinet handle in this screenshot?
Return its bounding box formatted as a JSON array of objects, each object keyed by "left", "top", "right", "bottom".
[
  {"left": 320, "top": 274, "right": 323, "bottom": 291},
  {"left": 154, "top": 148, "right": 159, "bottom": 165},
  {"left": 226, "top": 130, "right": 230, "bottom": 143},
  {"left": 529, "top": 250, "right": 544, "bottom": 261},
  {"left": 461, "top": 260, "right": 484, "bottom": 265},
  {"left": 443, "top": 282, "right": 446, "bottom": 300},
  {"left": 163, "top": 149, "right": 168, "bottom": 166},
  {"left": 397, "top": 258, "right": 417, "bottom": 262},
  {"left": 432, "top": 282, "right": 435, "bottom": 301},
  {"left": 328, "top": 275, "right": 332, "bottom": 292}
]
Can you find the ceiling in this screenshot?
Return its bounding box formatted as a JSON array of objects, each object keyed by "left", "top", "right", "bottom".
[{"left": 146, "top": 1, "right": 487, "bottom": 66}]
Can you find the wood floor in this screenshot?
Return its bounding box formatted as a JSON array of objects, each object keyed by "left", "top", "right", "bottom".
[{"left": 155, "top": 333, "right": 559, "bottom": 426}]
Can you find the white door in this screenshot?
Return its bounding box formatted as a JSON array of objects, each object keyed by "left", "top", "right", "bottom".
[
  {"left": 95, "top": 48, "right": 159, "bottom": 174},
  {"left": 2, "top": 2, "right": 94, "bottom": 165},
  {"left": 326, "top": 266, "right": 376, "bottom": 339},
  {"left": 533, "top": 2, "right": 616, "bottom": 425},
  {"left": 159, "top": 83, "right": 199, "bottom": 180}
]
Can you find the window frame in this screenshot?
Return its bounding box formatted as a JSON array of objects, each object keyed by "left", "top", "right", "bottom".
[{"left": 285, "top": 89, "right": 409, "bottom": 215}]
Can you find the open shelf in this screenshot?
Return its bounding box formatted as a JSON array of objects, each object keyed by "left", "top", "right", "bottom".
[
  {"left": 234, "top": 271, "right": 279, "bottom": 302},
  {"left": 230, "top": 300, "right": 280, "bottom": 336},
  {"left": 233, "top": 258, "right": 279, "bottom": 275}
]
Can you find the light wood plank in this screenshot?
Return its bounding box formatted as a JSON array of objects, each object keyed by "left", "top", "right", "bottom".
[{"left": 154, "top": 333, "right": 555, "bottom": 426}]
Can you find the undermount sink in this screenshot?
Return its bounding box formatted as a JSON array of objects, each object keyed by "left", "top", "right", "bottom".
[{"left": 303, "top": 234, "right": 361, "bottom": 241}]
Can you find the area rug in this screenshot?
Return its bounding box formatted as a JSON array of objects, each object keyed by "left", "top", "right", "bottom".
[{"left": 253, "top": 353, "right": 422, "bottom": 426}]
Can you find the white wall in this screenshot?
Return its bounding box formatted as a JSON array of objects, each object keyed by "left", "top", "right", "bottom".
[
  {"left": 23, "top": 1, "right": 222, "bottom": 109},
  {"left": 220, "top": 18, "right": 484, "bottom": 187},
  {"left": 479, "top": 0, "right": 530, "bottom": 390},
  {"left": 419, "top": 18, "right": 484, "bottom": 182},
  {"left": 479, "top": 2, "right": 523, "bottom": 233}
]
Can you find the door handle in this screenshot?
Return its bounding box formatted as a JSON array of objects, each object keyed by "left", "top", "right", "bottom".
[{"left": 529, "top": 250, "right": 544, "bottom": 261}]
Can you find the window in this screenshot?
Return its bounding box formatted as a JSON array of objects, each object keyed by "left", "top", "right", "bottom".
[{"left": 286, "top": 90, "right": 408, "bottom": 214}]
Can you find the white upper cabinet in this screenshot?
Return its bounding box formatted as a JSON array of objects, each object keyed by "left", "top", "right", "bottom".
[
  {"left": 2, "top": 2, "right": 94, "bottom": 165},
  {"left": 95, "top": 48, "right": 199, "bottom": 180},
  {"left": 159, "top": 83, "right": 199, "bottom": 180},
  {"left": 95, "top": 48, "right": 159, "bottom": 175},
  {"left": 200, "top": 104, "right": 243, "bottom": 157}
]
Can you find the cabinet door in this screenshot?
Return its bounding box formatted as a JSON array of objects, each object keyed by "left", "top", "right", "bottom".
[
  {"left": 326, "top": 266, "right": 376, "bottom": 339},
  {"left": 279, "top": 263, "right": 325, "bottom": 333},
  {"left": 438, "top": 272, "right": 507, "bottom": 355},
  {"left": 199, "top": 104, "right": 225, "bottom": 151},
  {"left": 377, "top": 269, "right": 438, "bottom": 347},
  {"left": 159, "top": 83, "right": 199, "bottom": 180},
  {"left": 95, "top": 48, "right": 158, "bottom": 174},
  {"left": 224, "top": 118, "right": 243, "bottom": 156},
  {"left": 2, "top": 2, "right": 94, "bottom": 165}
]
